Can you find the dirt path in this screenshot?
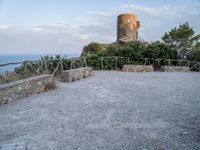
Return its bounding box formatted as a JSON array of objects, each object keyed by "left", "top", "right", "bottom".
[{"left": 0, "top": 71, "right": 200, "bottom": 150}]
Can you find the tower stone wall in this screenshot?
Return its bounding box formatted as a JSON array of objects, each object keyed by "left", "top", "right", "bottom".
[{"left": 117, "top": 14, "right": 141, "bottom": 43}]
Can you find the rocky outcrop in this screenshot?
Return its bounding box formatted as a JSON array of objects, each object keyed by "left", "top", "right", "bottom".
[
  {"left": 0, "top": 75, "right": 55, "bottom": 105},
  {"left": 122, "top": 65, "right": 154, "bottom": 72},
  {"left": 161, "top": 66, "right": 190, "bottom": 72},
  {"left": 61, "top": 67, "right": 93, "bottom": 83}
]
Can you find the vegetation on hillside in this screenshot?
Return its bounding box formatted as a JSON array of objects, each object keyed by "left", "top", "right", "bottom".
[
  {"left": 10, "top": 23, "right": 199, "bottom": 75},
  {"left": 83, "top": 22, "right": 199, "bottom": 69},
  {"left": 1, "top": 22, "right": 199, "bottom": 84},
  {"left": 161, "top": 22, "right": 200, "bottom": 59},
  {"left": 84, "top": 41, "right": 178, "bottom": 70},
  {"left": 81, "top": 42, "right": 105, "bottom": 57}
]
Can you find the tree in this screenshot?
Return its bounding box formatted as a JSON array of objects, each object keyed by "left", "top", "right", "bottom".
[
  {"left": 118, "top": 41, "right": 147, "bottom": 60},
  {"left": 162, "top": 22, "right": 200, "bottom": 58},
  {"left": 81, "top": 42, "right": 104, "bottom": 57},
  {"left": 143, "top": 41, "right": 178, "bottom": 60},
  {"left": 187, "top": 42, "right": 200, "bottom": 61}
]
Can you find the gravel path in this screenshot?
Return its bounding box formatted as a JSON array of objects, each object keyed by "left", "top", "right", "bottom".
[{"left": 0, "top": 71, "right": 200, "bottom": 150}]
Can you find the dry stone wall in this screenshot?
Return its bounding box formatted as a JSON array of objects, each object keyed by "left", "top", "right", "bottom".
[
  {"left": 0, "top": 75, "right": 55, "bottom": 105},
  {"left": 161, "top": 66, "right": 190, "bottom": 72},
  {"left": 122, "top": 65, "right": 154, "bottom": 72},
  {"left": 61, "top": 67, "right": 93, "bottom": 83}
]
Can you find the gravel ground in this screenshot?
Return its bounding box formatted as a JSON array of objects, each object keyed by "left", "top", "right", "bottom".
[{"left": 0, "top": 71, "right": 200, "bottom": 150}]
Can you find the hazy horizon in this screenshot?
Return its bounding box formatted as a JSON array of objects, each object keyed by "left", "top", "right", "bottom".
[
  {"left": 0, "top": 0, "right": 199, "bottom": 54},
  {"left": 0, "top": 53, "right": 80, "bottom": 56}
]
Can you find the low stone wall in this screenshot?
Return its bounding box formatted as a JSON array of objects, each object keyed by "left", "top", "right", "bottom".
[
  {"left": 0, "top": 75, "right": 55, "bottom": 105},
  {"left": 161, "top": 66, "right": 190, "bottom": 72},
  {"left": 61, "top": 67, "right": 93, "bottom": 83},
  {"left": 82, "top": 67, "right": 93, "bottom": 78},
  {"left": 122, "top": 65, "right": 154, "bottom": 72}
]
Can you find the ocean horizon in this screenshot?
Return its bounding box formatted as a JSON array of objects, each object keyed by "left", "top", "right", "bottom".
[{"left": 0, "top": 53, "right": 79, "bottom": 73}]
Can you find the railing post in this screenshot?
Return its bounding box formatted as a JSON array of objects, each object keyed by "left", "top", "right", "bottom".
[
  {"left": 144, "top": 59, "right": 147, "bottom": 65},
  {"left": 199, "top": 63, "right": 200, "bottom": 72},
  {"left": 60, "top": 59, "right": 64, "bottom": 72},
  {"left": 115, "top": 57, "right": 118, "bottom": 70},
  {"left": 101, "top": 57, "right": 103, "bottom": 70},
  {"left": 23, "top": 61, "right": 28, "bottom": 73},
  {"left": 45, "top": 60, "right": 48, "bottom": 74},
  {"left": 84, "top": 57, "right": 87, "bottom": 67},
  {"left": 73, "top": 58, "right": 75, "bottom": 69},
  {"left": 168, "top": 60, "right": 171, "bottom": 66},
  {"left": 70, "top": 58, "right": 75, "bottom": 69},
  {"left": 70, "top": 59, "right": 73, "bottom": 69}
]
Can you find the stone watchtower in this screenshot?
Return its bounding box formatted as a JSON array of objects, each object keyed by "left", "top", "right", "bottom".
[{"left": 117, "top": 14, "right": 141, "bottom": 44}]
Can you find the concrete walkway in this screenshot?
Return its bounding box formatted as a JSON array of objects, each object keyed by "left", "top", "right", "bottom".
[{"left": 0, "top": 71, "right": 200, "bottom": 150}]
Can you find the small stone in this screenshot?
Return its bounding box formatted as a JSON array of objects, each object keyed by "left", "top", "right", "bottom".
[
  {"left": 17, "top": 86, "right": 23, "bottom": 90},
  {"left": 24, "top": 85, "right": 30, "bottom": 90},
  {"left": 37, "top": 81, "right": 43, "bottom": 86}
]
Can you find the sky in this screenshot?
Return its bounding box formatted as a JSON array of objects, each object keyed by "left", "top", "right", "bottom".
[{"left": 0, "top": 0, "right": 199, "bottom": 55}]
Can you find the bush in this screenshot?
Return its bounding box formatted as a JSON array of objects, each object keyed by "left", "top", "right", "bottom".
[
  {"left": 81, "top": 42, "right": 104, "bottom": 57},
  {"left": 187, "top": 49, "right": 200, "bottom": 61},
  {"left": 143, "top": 41, "right": 178, "bottom": 60},
  {"left": 84, "top": 41, "right": 179, "bottom": 70}
]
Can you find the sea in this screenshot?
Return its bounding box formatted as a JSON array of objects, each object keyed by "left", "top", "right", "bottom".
[{"left": 0, "top": 54, "right": 79, "bottom": 73}]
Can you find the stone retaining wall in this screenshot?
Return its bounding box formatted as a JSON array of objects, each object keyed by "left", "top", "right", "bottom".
[
  {"left": 0, "top": 75, "right": 55, "bottom": 105},
  {"left": 122, "top": 65, "right": 154, "bottom": 72},
  {"left": 61, "top": 67, "right": 93, "bottom": 83},
  {"left": 161, "top": 66, "right": 190, "bottom": 72}
]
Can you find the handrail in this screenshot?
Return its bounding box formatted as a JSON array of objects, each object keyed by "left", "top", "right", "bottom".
[
  {"left": 100, "top": 57, "right": 200, "bottom": 71},
  {"left": 0, "top": 57, "right": 86, "bottom": 67},
  {"left": 0, "top": 57, "right": 200, "bottom": 72},
  {"left": 0, "top": 61, "right": 25, "bottom": 67}
]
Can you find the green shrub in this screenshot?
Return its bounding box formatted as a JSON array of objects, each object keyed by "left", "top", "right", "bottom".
[{"left": 81, "top": 42, "right": 104, "bottom": 57}]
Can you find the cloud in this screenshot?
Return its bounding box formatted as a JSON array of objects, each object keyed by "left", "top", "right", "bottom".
[
  {"left": 79, "top": 3, "right": 200, "bottom": 43},
  {"left": 118, "top": 3, "right": 200, "bottom": 20},
  {"left": 0, "top": 24, "right": 89, "bottom": 54},
  {"left": 85, "top": 11, "right": 111, "bottom": 17},
  {"left": 78, "top": 10, "right": 117, "bottom": 43},
  {"left": 0, "top": 25, "right": 8, "bottom": 29},
  {"left": 0, "top": 3, "right": 199, "bottom": 54},
  {"left": 119, "top": 4, "right": 181, "bottom": 18}
]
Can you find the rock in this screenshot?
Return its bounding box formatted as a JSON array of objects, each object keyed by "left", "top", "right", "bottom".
[
  {"left": 122, "top": 65, "right": 154, "bottom": 72},
  {"left": 61, "top": 67, "right": 93, "bottom": 83},
  {"left": 0, "top": 75, "right": 55, "bottom": 105},
  {"left": 161, "top": 66, "right": 190, "bottom": 72}
]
